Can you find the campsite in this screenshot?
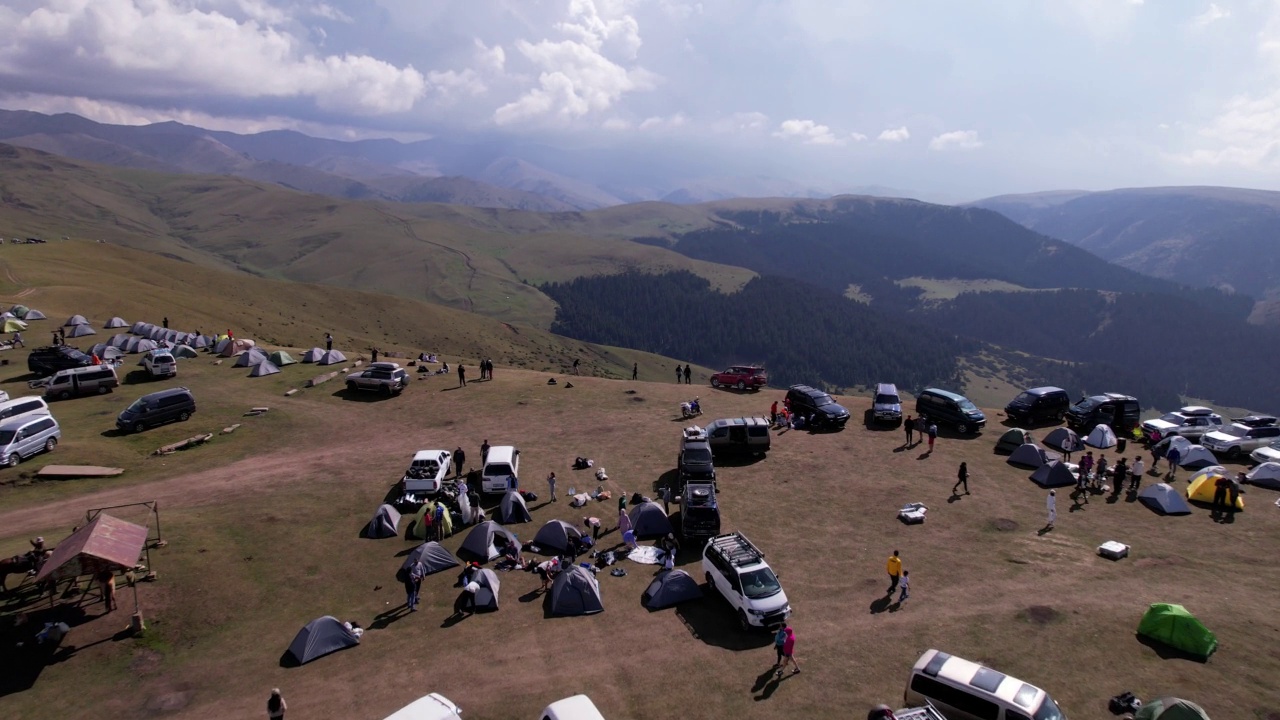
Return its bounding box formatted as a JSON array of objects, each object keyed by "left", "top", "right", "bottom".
[{"left": 1, "top": 246, "right": 1279, "bottom": 719}]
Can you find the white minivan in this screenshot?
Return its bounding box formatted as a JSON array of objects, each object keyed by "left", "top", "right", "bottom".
[
  {"left": 480, "top": 445, "right": 519, "bottom": 494},
  {"left": 0, "top": 396, "right": 51, "bottom": 423},
  {"left": 541, "top": 695, "right": 606, "bottom": 720},
  {"left": 0, "top": 414, "right": 61, "bottom": 467},
  {"left": 905, "top": 649, "right": 1066, "bottom": 720},
  {"left": 143, "top": 349, "right": 177, "bottom": 378},
  {"left": 382, "top": 693, "right": 462, "bottom": 720}
]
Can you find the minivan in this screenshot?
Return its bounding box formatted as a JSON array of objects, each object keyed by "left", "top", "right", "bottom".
[
  {"left": 872, "top": 383, "right": 903, "bottom": 425},
  {"left": 1064, "top": 393, "right": 1141, "bottom": 435},
  {"left": 480, "top": 445, "right": 519, "bottom": 494},
  {"left": 44, "top": 365, "right": 119, "bottom": 400},
  {"left": 116, "top": 387, "right": 196, "bottom": 433},
  {"left": 0, "top": 414, "right": 61, "bottom": 467},
  {"left": 917, "top": 388, "right": 987, "bottom": 434},
  {"left": 0, "top": 396, "right": 51, "bottom": 424},
  {"left": 705, "top": 417, "right": 771, "bottom": 455},
  {"left": 905, "top": 649, "right": 1066, "bottom": 720},
  {"left": 143, "top": 349, "right": 177, "bottom": 378},
  {"left": 1004, "top": 386, "right": 1070, "bottom": 426}
]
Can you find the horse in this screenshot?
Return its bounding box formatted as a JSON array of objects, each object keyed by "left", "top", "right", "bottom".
[{"left": 0, "top": 552, "right": 37, "bottom": 594}]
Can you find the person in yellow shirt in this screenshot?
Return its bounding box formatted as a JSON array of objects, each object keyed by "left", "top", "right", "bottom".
[{"left": 886, "top": 550, "right": 902, "bottom": 594}]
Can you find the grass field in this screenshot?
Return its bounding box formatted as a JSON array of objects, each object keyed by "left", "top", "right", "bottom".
[{"left": 896, "top": 277, "right": 1051, "bottom": 301}]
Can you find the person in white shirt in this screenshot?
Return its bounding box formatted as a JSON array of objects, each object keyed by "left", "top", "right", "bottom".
[
  {"left": 1129, "top": 458, "right": 1146, "bottom": 491},
  {"left": 1046, "top": 490, "right": 1057, "bottom": 529}
]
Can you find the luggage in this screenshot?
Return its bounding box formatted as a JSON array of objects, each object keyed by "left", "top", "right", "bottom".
[
  {"left": 1098, "top": 540, "right": 1129, "bottom": 560},
  {"left": 898, "top": 502, "right": 927, "bottom": 524}
]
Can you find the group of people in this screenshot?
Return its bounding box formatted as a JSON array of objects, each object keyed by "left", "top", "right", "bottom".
[
  {"left": 902, "top": 415, "right": 939, "bottom": 453},
  {"left": 673, "top": 364, "right": 692, "bottom": 384}
]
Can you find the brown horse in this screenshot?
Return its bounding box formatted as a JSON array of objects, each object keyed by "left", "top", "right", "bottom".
[{"left": 0, "top": 552, "right": 45, "bottom": 594}]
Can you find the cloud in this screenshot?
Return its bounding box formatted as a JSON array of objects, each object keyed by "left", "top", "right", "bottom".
[
  {"left": 877, "top": 126, "right": 910, "bottom": 142},
  {"left": 639, "top": 113, "right": 688, "bottom": 130},
  {"left": 1177, "top": 90, "right": 1280, "bottom": 166},
  {"left": 475, "top": 39, "right": 506, "bottom": 72},
  {"left": 850, "top": 132, "right": 868, "bottom": 142},
  {"left": 774, "top": 118, "right": 841, "bottom": 145},
  {"left": 309, "top": 3, "right": 352, "bottom": 23},
  {"left": 712, "top": 111, "right": 769, "bottom": 133},
  {"left": 1191, "top": 3, "right": 1229, "bottom": 28},
  {"left": 929, "top": 130, "right": 983, "bottom": 151}
]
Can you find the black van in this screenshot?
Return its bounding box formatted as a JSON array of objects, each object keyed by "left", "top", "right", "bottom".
[
  {"left": 916, "top": 388, "right": 986, "bottom": 434},
  {"left": 1065, "top": 393, "right": 1141, "bottom": 435},
  {"left": 1004, "top": 386, "right": 1070, "bottom": 426},
  {"left": 117, "top": 387, "right": 196, "bottom": 433},
  {"left": 679, "top": 481, "right": 720, "bottom": 541}
]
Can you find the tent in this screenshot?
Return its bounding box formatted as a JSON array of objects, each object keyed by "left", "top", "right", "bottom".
[
  {"left": 1178, "top": 445, "right": 1218, "bottom": 470},
  {"left": 126, "top": 338, "right": 158, "bottom": 354},
  {"left": 499, "top": 490, "right": 532, "bottom": 524},
  {"left": 172, "top": 345, "right": 198, "bottom": 359},
  {"left": 1186, "top": 466, "right": 1228, "bottom": 488},
  {"left": 1029, "top": 460, "right": 1077, "bottom": 488},
  {"left": 365, "top": 504, "right": 401, "bottom": 539},
  {"left": 468, "top": 568, "right": 502, "bottom": 612},
  {"left": 249, "top": 360, "right": 281, "bottom": 378},
  {"left": 408, "top": 502, "right": 453, "bottom": 540},
  {"left": 104, "top": 317, "right": 128, "bottom": 328},
  {"left": 1245, "top": 461, "right": 1280, "bottom": 490},
  {"left": 629, "top": 501, "right": 675, "bottom": 539},
  {"left": 1007, "top": 443, "right": 1049, "bottom": 469},
  {"left": 34, "top": 514, "right": 148, "bottom": 583},
  {"left": 130, "top": 321, "right": 148, "bottom": 335},
  {"left": 1134, "top": 697, "right": 1211, "bottom": 720},
  {"left": 1137, "top": 603, "right": 1218, "bottom": 660},
  {"left": 0, "top": 311, "right": 13, "bottom": 319},
  {"left": 191, "top": 335, "right": 211, "bottom": 349},
  {"left": 9, "top": 304, "right": 28, "bottom": 318},
  {"left": 1138, "top": 483, "right": 1193, "bottom": 516},
  {"left": 67, "top": 324, "right": 96, "bottom": 338},
  {"left": 1157, "top": 435, "right": 1193, "bottom": 460},
  {"left": 457, "top": 521, "right": 519, "bottom": 563},
  {"left": 642, "top": 569, "right": 703, "bottom": 609},
  {"left": 549, "top": 565, "right": 604, "bottom": 616},
  {"left": 301, "top": 347, "right": 325, "bottom": 363},
  {"left": 108, "top": 333, "right": 131, "bottom": 348},
  {"left": 995, "top": 428, "right": 1031, "bottom": 454},
  {"left": 22, "top": 308, "right": 46, "bottom": 320},
  {"left": 1044, "top": 427, "right": 1082, "bottom": 453},
  {"left": 285, "top": 616, "right": 359, "bottom": 665},
  {"left": 532, "top": 520, "right": 583, "bottom": 555},
  {"left": 87, "top": 344, "right": 124, "bottom": 361},
  {"left": 63, "top": 315, "right": 88, "bottom": 327},
  {"left": 317, "top": 349, "right": 347, "bottom": 366},
  {"left": 1084, "top": 424, "right": 1118, "bottom": 449},
  {"left": 218, "top": 338, "right": 256, "bottom": 357},
  {"left": 3, "top": 318, "right": 27, "bottom": 333},
  {"left": 269, "top": 350, "right": 297, "bottom": 366},
  {"left": 234, "top": 348, "right": 269, "bottom": 367},
  {"left": 398, "top": 542, "right": 460, "bottom": 576},
  {"left": 1186, "top": 473, "right": 1244, "bottom": 510}
]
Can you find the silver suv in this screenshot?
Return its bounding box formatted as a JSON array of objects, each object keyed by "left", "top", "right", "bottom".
[
  {"left": 346, "top": 362, "right": 409, "bottom": 396},
  {"left": 1202, "top": 422, "right": 1280, "bottom": 460},
  {"left": 701, "top": 532, "right": 790, "bottom": 631}
]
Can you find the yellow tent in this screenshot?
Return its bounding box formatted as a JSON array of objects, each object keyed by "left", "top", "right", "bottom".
[
  {"left": 3, "top": 318, "right": 28, "bottom": 333},
  {"left": 1186, "top": 474, "right": 1244, "bottom": 510},
  {"left": 408, "top": 502, "right": 453, "bottom": 540}
]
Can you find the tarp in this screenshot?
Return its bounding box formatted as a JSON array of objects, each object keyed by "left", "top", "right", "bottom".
[
  {"left": 365, "top": 504, "right": 401, "bottom": 539},
  {"left": 1137, "top": 604, "right": 1218, "bottom": 659},
  {"left": 1179, "top": 445, "right": 1218, "bottom": 470},
  {"left": 1029, "top": 460, "right": 1076, "bottom": 488},
  {"left": 399, "top": 542, "right": 459, "bottom": 576},
  {"left": 1246, "top": 461, "right": 1280, "bottom": 490},
  {"left": 248, "top": 360, "right": 281, "bottom": 377},
  {"left": 104, "top": 317, "right": 128, "bottom": 328},
  {"left": 532, "top": 520, "right": 583, "bottom": 555},
  {"left": 642, "top": 569, "right": 703, "bottom": 609},
  {"left": 22, "top": 308, "right": 46, "bottom": 320},
  {"left": 234, "top": 348, "right": 269, "bottom": 367},
  {"left": 995, "top": 428, "right": 1031, "bottom": 454},
  {"left": 67, "top": 324, "right": 96, "bottom": 338},
  {"left": 1007, "top": 443, "right": 1048, "bottom": 469},
  {"left": 457, "top": 521, "right": 518, "bottom": 563},
  {"left": 1134, "top": 697, "right": 1211, "bottom": 720},
  {"left": 408, "top": 502, "right": 453, "bottom": 540},
  {"left": 301, "top": 347, "right": 325, "bottom": 363},
  {"left": 63, "top": 314, "right": 88, "bottom": 327},
  {"left": 317, "top": 349, "right": 347, "bottom": 366},
  {"left": 549, "top": 565, "right": 603, "bottom": 616},
  {"left": 285, "top": 616, "right": 359, "bottom": 665},
  {"left": 269, "top": 350, "right": 297, "bottom": 366},
  {"left": 171, "top": 345, "right": 198, "bottom": 359},
  {"left": 35, "top": 514, "right": 148, "bottom": 583},
  {"left": 1138, "top": 483, "right": 1193, "bottom": 516},
  {"left": 499, "top": 490, "right": 532, "bottom": 524},
  {"left": 1186, "top": 474, "right": 1244, "bottom": 510},
  {"left": 3, "top": 318, "right": 27, "bottom": 333},
  {"left": 1084, "top": 424, "right": 1118, "bottom": 449},
  {"left": 628, "top": 501, "right": 674, "bottom": 539},
  {"left": 1044, "top": 427, "right": 1082, "bottom": 453}
]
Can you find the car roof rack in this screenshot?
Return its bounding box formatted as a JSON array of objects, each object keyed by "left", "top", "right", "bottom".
[{"left": 709, "top": 532, "right": 765, "bottom": 567}]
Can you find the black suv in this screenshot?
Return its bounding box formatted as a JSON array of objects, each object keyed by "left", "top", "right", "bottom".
[
  {"left": 680, "top": 481, "right": 720, "bottom": 541},
  {"left": 117, "top": 387, "right": 196, "bottom": 433},
  {"left": 27, "top": 346, "right": 92, "bottom": 376},
  {"left": 784, "top": 384, "right": 850, "bottom": 429}
]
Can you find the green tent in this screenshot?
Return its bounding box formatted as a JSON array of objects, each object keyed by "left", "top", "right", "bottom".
[
  {"left": 996, "top": 427, "right": 1032, "bottom": 454},
  {"left": 10, "top": 305, "right": 29, "bottom": 319},
  {"left": 1135, "top": 697, "right": 1210, "bottom": 720},
  {"left": 1137, "top": 604, "right": 1218, "bottom": 659},
  {"left": 269, "top": 350, "right": 297, "bottom": 367}
]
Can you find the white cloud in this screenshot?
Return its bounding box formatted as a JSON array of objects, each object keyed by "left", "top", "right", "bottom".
[
  {"left": 555, "top": 0, "right": 643, "bottom": 59},
  {"left": 1191, "top": 3, "right": 1229, "bottom": 28},
  {"left": 1178, "top": 90, "right": 1280, "bottom": 166},
  {"left": 638, "top": 113, "right": 687, "bottom": 130},
  {"left": 310, "top": 3, "right": 353, "bottom": 23},
  {"left": 712, "top": 111, "right": 769, "bottom": 133},
  {"left": 602, "top": 117, "right": 631, "bottom": 130},
  {"left": 850, "top": 132, "right": 868, "bottom": 142},
  {"left": 929, "top": 130, "right": 983, "bottom": 151},
  {"left": 427, "top": 68, "right": 486, "bottom": 99},
  {"left": 774, "top": 118, "right": 841, "bottom": 145},
  {"left": 475, "top": 39, "right": 506, "bottom": 72},
  {"left": 877, "top": 126, "right": 910, "bottom": 142}
]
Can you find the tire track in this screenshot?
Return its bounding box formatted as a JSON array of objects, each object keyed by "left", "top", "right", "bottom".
[{"left": 373, "top": 207, "right": 476, "bottom": 312}]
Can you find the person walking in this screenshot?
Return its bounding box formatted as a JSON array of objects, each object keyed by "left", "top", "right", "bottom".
[
  {"left": 952, "top": 462, "right": 969, "bottom": 495},
  {"left": 776, "top": 624, "right": 800, "bottom": 676},
  {"left": 1165, "top": 446, "right": 1181, "bottom": 479},
  {"left": 1046, "top": 490, "right": 1057, "bottom": 529},
  {"left": 1111, "top": 458, "right": 1127, "bottom": 496},
  {"left": 904, "top": 414, "right": 914, "bottom": 447},
  {"left": 267, "top": 689, "right": 287, "bottom": 720},
  {"left": 683, "top": 365, "right": 691, "bottom": 384},
  {"left": 926, "top": 423, "right": 938, "bottom": 453},
  {"left": 1129, "top": 457, "right": 1145, "bottom": 491},
  {"left": 11, "top": 331, "right": 22, "bottom": 348},
  {"left": 324, "top": 332, "right": 333, "bottom": 351},
  {"left": 675, "top": 364, "right": 682, "bottom": 383},
  {"left": 405, "top": 560, "right": 426, "bottom": 611},
  {"left": 1079, "top": 452, "right": 1094, "bottom": 487},
  {"left": 457, "top": 364, "right": 466, "bottom": 387},
  {"left": 573, "top": 358, "right": 580, "bottom": 375},
  {"left": 547, "top": 472, "right": 558, "bottom": 502},
  {"left": 632, "top": 362, "right": 638, "bottom": 381},
  {"left": 897, "top": 570, "right": 910, "bottom": 605},
  {"left": 618, "top": 505, "right": 633, "bottom": 537},
  {"left": 1150, "top": 441, "right": 1162, "bottom": 472},
  {"left": 771, "top": 624, "right": 788, "bottom": 674},
  {"left": 886, "top": 550, "right": 902, "bottom": 594},
  {"left": 481, "top": 439, "right": 490, "bottom": 462},
  {"left": 454, "top": 447, "right": 466, "bottom": 478},
  {"left": 583, "top": 516, "right": 601, "bottom": 540}
]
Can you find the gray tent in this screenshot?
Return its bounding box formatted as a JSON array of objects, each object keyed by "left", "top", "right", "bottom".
[
  {"left": 130, "top": 322, "right": 148, "bottom": 334},
  {"left": 642, "top": 569, "right": 703, "bottom": 609},
  {"left": 22, "top": 308, "right": 46, "bottom": 320},
  {"left": 249, "top": 360, "right": 281, "bottom": 377},
  {"left": 499, "top": 490, "right": 532, "bottom": 524},
  {"left": 214, "top": 337, "right": 232, "bottom": 354},
  {"left": 628, "top": 501, "right": 674, "bottom": 539},
  {"left": 67, "top": 324, "right": 96, "bottom": 338},
  {"left": 399, "top": 541, "right": 460, "bottom": 576},
  {"left": 301, "top": 347, "right": 325, "bottom": 363},
  {"left": 1139, "top": 483, "right": 1193, "bottom": 516},
  {"left": 63, "top": 315, "right": 88, "bottom": 327},
  {"left": 172, "top": 345, "right": 199, "bottom": 359},
  {"left": 995, "top": 428, "right": 1031, "bottom": 454},
  {"left": 191, "top": 335, "right": 212, "bottom": 349},
  {"left": 1030, "top": 460, "right": 1077, "bottom": 488},
  {"left": 1007, "top": 443, "right": 1049, "bottom": 469},
  {"left": 549, "top": 565, "right": 604, "bottom": 616},
  {"left": 469, "top": 568, "right": 501, "bottom": 612},
  {"left": 457, "top": 521, "right": 519, "bottom": 563},
  {"left": 1044, "top": 427, "right": 1082, "bottom": 453},
  {"left": 1084, "top": 424, "right": 1118, "bottom": 449},
  {"left": 532, "top": 520, "right": 583, "bottom": 555},
  {"left": 104, "top": 316, "right": 128, "bottom": 328},
  {"left": 126, "top": 338, "right": 158, "bottom": 354},
  {"left": 365, "top": 504, "right": 401, "bottom": 539},
  {"left": 87, "top": 343, "right": 123, "bottom": 360},
  {"left": 1179, "top": 445, "right": 1218, "bottom": 470},
  {"left": 317, "top": 349, "right": 347, "bottom": 366},
  {"left": 1246, "top": 461, "right": 1280, "bottom": 490},
  {"left": 108, "top": 333, "right": 131, "bottom": 348},
  {"left": 234, "top": 348, "right": 269, "bottom": 367},
  {"left": 285, "top": 616, "right": 359, "bottom": 665}
]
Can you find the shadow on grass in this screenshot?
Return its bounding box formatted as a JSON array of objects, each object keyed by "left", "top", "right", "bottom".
[
  {"left": 714, "top": 453, "right": 766, "bottom": 469},
  {"left": 674, "top": 594, "right": 771, "bottom": 651},
  {"left": 331, "top": 388, "right": 395, "bottom": 403},
  {"left": 752, "top": 667, "right": 798, "bottom": 701},
  {"left": 869, "top": 595, "right": 893, "bottom": 614},
  {"left": 0, "top": 372, "right": 41, "bottom": 385},
  {"left": 1135, "top": 634, "right": 1211, "bottom": 663}
]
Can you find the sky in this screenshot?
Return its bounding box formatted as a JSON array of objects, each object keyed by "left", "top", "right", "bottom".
[{"left": 2, "top": 0, "right": 1280, "bottom": 200}]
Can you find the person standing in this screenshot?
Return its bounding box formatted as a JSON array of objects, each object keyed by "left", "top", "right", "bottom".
[
  {"left": 405, "top": 560, "right": 425, "bottom": 612},
  {"left": 583, "top": 516, "right": 601, "bottom": 540},
  {"left": 51, "top": 330, "right": 60, "bottom": 346},
  {"left": 674, "top": 364, "right": 682, "bottom": 383},
  {"left": 547, "top": 471, "right": 558, "bottom": 502},
  {"left": 1046, "top": 490, "right": 1057, "bottom": 529},
  {"left": 1111, "top": 458, "right": 1127, "bottom": 496},
  {"left": 11, "top": 331, "right": 22, "bottom": 348},
  {"left": 927, "top": 423, "right": 938, "bottom": 453},
  {"left": 434, "top": 502, "right": 447, "bottom": 540},
  {"left": 632, "top": 362, "right": 638, "bottom": 381},
  {"left": 457, "top": 364, "right": 466, "bottom": 387},
  {"left": 1212, "top": 475, "right": 1230, "bottom": 518},
  {"left": 1094, "top": 455, "right": 1108, "bottom": 491},
  {"left": 454, "top": 447, "right": 466, "bottom": 478},
  {"left": 904, "top": 414, "right": 914, "bottom": 447},
  {"left": 162, "top": 317, "right": 169, "bottom": 329},
  {"left": 1129, "top": 457, "right": 1145, "bottom": 491},
  {"left": 481, "top": 439, "right": 490, "bottom": 462},
  {"left": 1150, "top": 441, "right": 1162, "bottom": 472},
  {"left": 618, "top": 504, "right": 633, "bottom": 537},
  {"left": 952, "top": 462, "right": 969, "bottom": 495},
  {"left": 573, "top": 358, "right": 580, "bottom": 375},
  {"left": 683, "top": 365, "right": 691, "bottom": 384},
  {"left": 1229, "top": 473, "right": 1243, "bottom": 516},
  {"left": 267, "top": 689, "right": 287, "bottom": 720},
  {"left": 1165, "top": 446, "right": 1181, "bottom": 479},
  {"left": 324, "top": 332, "right": 333, "bottom": 351},
  {"left": 886, "top": 550, "right": 902, "bottom": 594},
  {"left": 96, "top": 569, "right": 117, "bottom": 612},
  {"left": 897, "top": 570, "right": 910, "bottom": 605},
  {"left": 771, "top": 624, "right": 788, "bottom": 674},
  {"left": 1079, "top": 452, "right": 1094, "bottom": 486},
  {"left": 776, "top": 624, "right": 800, "bottom": 677},
  {"left": 370, "top": 348, "right": 379, "bottom": 363}
]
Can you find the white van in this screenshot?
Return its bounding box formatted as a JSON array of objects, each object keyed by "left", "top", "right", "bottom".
[
  {"left": 904, "top": 649, "right": 1066, "bottom": 720},
  {"left": 0, "top": 396, "right": 51, "bottom": 424},
  {"left": 44, "top": 365, "right": 119, "bottom": 400},
  {"left": 480, "top": 445, "right": 519, "bottom": 494},
  {"left": 0, "top": 414, "right": 61, "bottom": 467},
  {"left": 382, "top": 693, "right": 462, "bottom": 720},
  {"left": 143, "top": 349, "right": 177, "bottom": 378},
  {"left": 541, "top": 695, "right": 606, "bottom": 720}
]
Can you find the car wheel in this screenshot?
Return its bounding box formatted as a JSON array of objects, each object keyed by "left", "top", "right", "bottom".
[
  {"left": 1227, "top": 447, "right": 1242, "bottom": 460},
  {"left": 346, "top": 381, "right": 358, "bottom": 392},
  {"left": 179, "top": 411, "right": 191, "bottom": 422},
  {"left": 956, "top": 423, "right": 968, "bottom": 434},
  {"left": 379, "top": 385, "right": 391, "bottom": 396},
  {"left": 45, "top": 437, "right": 57, "bottom": 453},
  {"left": 134, "top": 422, "right": 146, "bottom": 434},
  {"left": 57, "top": 389, "right": 71, "bottom": 400},
  {"left": 705, "top": 572, "right": 717, "bottom": 594},
  {"left": 97, "top": 385, "right": 109, "bottom": 394},
  {"left": 8, "top": 453, "right": 19, "bottom": 467},
  {"left": 736, "top": 381, "right": 746, "bottom": 391},
  {"left": 711, "top": 378, "right": 721, "bottom": 388},
  {"left": 738, "top": 609, "right": 751, "bottom": 631}
]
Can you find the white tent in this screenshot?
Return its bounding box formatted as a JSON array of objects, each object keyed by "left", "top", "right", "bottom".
[
  {"left": 67, "top": 324, "right": 96, "bottom": 338},
  {"left": 1178, "top": 445, "right": 1218, "bottom": 470},
  {"left": 1084, "top": 424, "right": 1118, "bottom": 449},
  {"left": 22, "top": 309, "right": 47, "bottom": 320},
  {"left": 63, "top": 314, "right": 89, "bottom": 327},
  {"left": 301, "top": 347, "right": 325, "bottom": 363},
  {"left": 104, "top": 316, "right": 128, "bottom": 328},
  {"left": 1186, "top": 465, "right": 1229, "bottom": 488},
  {"left": 1246, "top": 462, "right": 1280, "bottom": 490},
  {"left": 317, "top": 349, "right": 347, "bottom": 366}
]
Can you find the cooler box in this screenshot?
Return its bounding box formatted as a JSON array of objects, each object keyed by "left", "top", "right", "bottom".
[{"left": 1098, "top": 540, "right": 1129, "bottom": 560}]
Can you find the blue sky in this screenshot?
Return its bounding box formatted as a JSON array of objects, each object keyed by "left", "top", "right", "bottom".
[{"left": 1, "top": 0, "right": 1279, "bottom": 198}]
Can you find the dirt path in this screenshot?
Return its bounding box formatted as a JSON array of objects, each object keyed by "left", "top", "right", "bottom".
[{"left": 373, "top": 206, "right": 477, "bottom": 312}]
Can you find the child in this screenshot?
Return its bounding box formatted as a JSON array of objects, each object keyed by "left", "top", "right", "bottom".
[{"left": 898, "top": 570, "right": 910, "bottom": 604}]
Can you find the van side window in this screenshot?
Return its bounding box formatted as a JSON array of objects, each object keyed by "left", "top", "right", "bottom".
[
  {"left": 910, "top": 675, "right": 999, "bottom": 720},
  {"left": 747, "top": 427, "right": 767, "bottom": 437},
  {"left": 15, "top": 401, "right": 39, "bottom": 415},
  {"left": 1007, "top": 712, "right": 1031, "bottom": 720},
  {"left": 31, "top": 419, "right": 53, "bottom": 432}
]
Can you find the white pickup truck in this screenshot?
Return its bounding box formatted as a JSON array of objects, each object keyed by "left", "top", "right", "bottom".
[{"left": 399, "top": 450, "right": 452, "bottom": 502}]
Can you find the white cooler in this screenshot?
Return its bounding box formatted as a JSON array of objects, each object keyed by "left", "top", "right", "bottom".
[{"left": 1098, "top": 540, "right": 1129, "bottom": 560}]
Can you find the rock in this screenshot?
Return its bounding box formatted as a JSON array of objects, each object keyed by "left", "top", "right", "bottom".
[
  {"left": 221, "top": 424, "right": 240, "bottom": 434},
  {"left": 284, "top": 389, "right": 298, "bottom": 396}
]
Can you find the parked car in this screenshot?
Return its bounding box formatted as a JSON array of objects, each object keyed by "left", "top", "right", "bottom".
[
  {"left": 679, "top": 480, "right": 720, "bottom": 541},
  {"left": 0, "top": 414, "right": 60, "bottom": 468},
  {"left": 872, "top": 383, "right": 903, "bottom": 425},
  {"left": 44, "top": 365, "right": 119, "bottom": 400},
  {"left": 381, "top": 693, "right": 463, "bottom": 720},
  {"left": 1064, "top": 393, "right": 1141, "bottom": 435},
  {"left": 479, "top": 445, "right": 519, "bottom": 494},
  {"left": 1251, "top": 439, "right": 1280, "bottom": 465},
  {"left": 540, "top": 695, "right": 606, "bottom": 720},
  {"left": 0, "top": 396, "right": 51, "bottom": 423},
  {"left": 1202, "top": 423, "right": 1280, "bottom": 459},
  {"left": 701, "top": 531, "right": 790, "bottom": 631},
  {"left": 346, "top": 362, "right": 409, "bottom": 396},
  {"left": 27, "top": 345, "right": 93, "bottom": 376},
  {"left": 704, "top": 417, "right": 771, "bottom": 455},
  {"left": 116, "top": 387, "right": 196, "bottom": 433},
  {"left": 678, "top": 426, "right": 717, "bottom": 487},
  {"left": 142, "top": 349, "right": 177, "bottom": 378},
  {"left": 904, "top": 649, "right": 1067, "bottom": 720},
  {"left": 916, "top": 388, "right": 986, "bottom": 434},
  {"left": 1141, "top": 406, "right": 1223, "bottom": 441},
  {"left": 784, "top": 384, "right": 850, "bottom": 430},
  {"left": 709, "top": 365, "right": 767, "bottom": 391},
  {"left": 400, "top": 449, "right": 452, "bottom": 500},
  {"left": 1234, "top": 415, "right": 1279, "bottom": 428},
  {"left": 1004, "top": 386, "right": 1070, "bottom": 426}
]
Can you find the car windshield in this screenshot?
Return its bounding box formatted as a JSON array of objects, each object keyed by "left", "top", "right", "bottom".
[
  {"left": 1220, "top": 426, "right": 1247, "bottom": 438},
  {"left": 1268, "top": 440, "right": 1280, "bottom": 451},
  {"left": 1033, "top": 695, "right": 1066, "bottom": 720},
  {"left": 1073, "top": 397, "right": 1101, "bottom": 411},
  {"left": 685, "top": 448, "right": 713, "bottom": 463},
  {"left": 1013, "top": 392, "right": 1034, "bottom": 404},
  {"left": 812, "top": 393, "right": 834, "bottom": 406},
  {"left": 958, "top": 399, "right": 979, "bottom": 413},
  {"left": 0, "top": 430, "right": 14, "bottom": 445},
  {"left": 874, "top": 394, "right": 899, "bottom": 405},
  {"left": 126, "top": 399, "right": 148, "bottom": 413},
  {"left": 740, "top": 568, "right": 782, "bottom": 599}
]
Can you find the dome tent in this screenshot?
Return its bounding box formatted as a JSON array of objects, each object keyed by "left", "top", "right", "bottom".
[
  {"left": 2, "top": 319, "right": 26, "bottom": 333},
  {"left": 549, "top": 565, "right": 603, "bottom": 616},
  {"left": 408, "top": 502, "right": 453, "bottom": 540},
  {"left": 234, "top": 348, "right": 269, "bottom": 367},
  {"left": 21, "top": 308, "right": 46, "bottom": 320},
  {"left": 628, "top": 501, "right": 674, "bottom": 539},
  {"left": 317, "top": 349, "right": 347, "bottom": 366},
  {"left": 1084, "top": 424, "right": 1118, "bottom": 449},
  {"left": 1138, "top": 483, "right": 1193, "bottom": 516},
  {"left": 8, "top": 304, "right": 28, "bottom": 318},
  {"left": 642, "top": 570, "right": 703, "bottom": 609},
  {"left": 1044, "top": 427, "right": 1082, "bottom": 453},
  {"left": 284, "top": 616, "right": 359, "bottom": 666},
  {"left": 1136, "top": 603, "right": 1218, "bottom": 660},
  {"left": 63, "top": 314, "right": 89, "bottom": 327},
  {"left": 301, "top": 347, "right": 325, "bottom": 363},
  {"left": 995, "top": 428, "right": 1032, "bottom": 454},
  {"left": 1007, "top": 443, "right": 1049, "bottom": 469},
  {"left": 364, "top": 504, "right": 401, "bottom": 539},
  {"left": 269, "top": 350, "right": 297, "bottom": 366},
  {"left": 87, "top": 344, "right": 123, "bottom": 361},
  {"left": 1178, "top": 445, "right": 1218, "bottom": 470},
  {"left": 1186, "top": 472, "right": 1243, "bottom": 510},
  {"left": 466, "top": 568, "right": 502, "bottom": 612},
  {"left": 531, "top": 520, "right": 583, "bottom": 555},
  {"left": 171, "top": 345, "right": 199, "bottom": 359},
  {"left": 499, "top": 490, "right": 532, "bottom": 524},
  {"left": 1029, "top": 460, "right": 1076, "bottom": 488},
  {"left": 399, "top": 541, "right": 460, "bottom": 576},
  {"left": 104, "top": 316, "right": 128, "bottom": 328},
  {"left": 249, "top": 361, "right": 281, "bottom": 378},
  {"left": 457, "top": 521, "right": 519, "bottom": 563},
  {"left": 1245, "top": 461, "right": 1280, "bottom": 490},
  {"left": 67, "top": 324, "right": 96, "bottom": 338},
  {"left": 1134, "top": 697, "right": 1210, "bottom": 720}
]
